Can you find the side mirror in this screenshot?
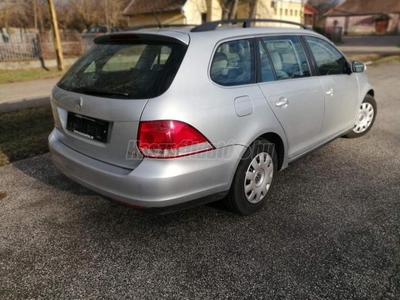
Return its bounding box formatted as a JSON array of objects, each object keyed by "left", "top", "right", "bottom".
[{"left": 352, "top": 61, "right": 366, "bottom": 73}]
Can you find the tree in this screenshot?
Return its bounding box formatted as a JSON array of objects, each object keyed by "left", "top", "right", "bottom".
[
  {"left": 219, "top": 0, "right": 260, "bottom": 20},
  {"left": 218, "top": 0, "right": 237, "bottom": 19},
  {"left": 56, "top": 0, "right": 129, "bottom": 31},
  {"left": 0, "top": 0, "right": 33, "bottom": 30},
  {"left": 248, "top": 0, "right": 259, "bottom": 19},
  {"left": 69, "top": 0, "right": 100, "bottom": 29},
  {"left": 102, "top": 0, "right": 129, "bottom": 27}
]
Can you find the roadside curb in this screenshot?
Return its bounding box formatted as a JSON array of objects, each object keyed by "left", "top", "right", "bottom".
[{"left": 0, "top": 97, "right": 50, "bottom": 113}]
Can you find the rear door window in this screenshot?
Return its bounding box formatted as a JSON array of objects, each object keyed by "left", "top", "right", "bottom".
[
  {"left": 210, "top": 39, "right": 255, "bottom": 86},
  {"left": 258, "top": 36, "right": 311, "bottom": 81},
  {"left": 58, "top": 40, "right": 187, "bottom": 99}
]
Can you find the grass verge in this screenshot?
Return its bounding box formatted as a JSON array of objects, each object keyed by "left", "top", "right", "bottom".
[
  {"left": 0, "top": 107, "right": 54, "bottom": 167},
  {"left": 347, "top": 54, "right": 400, "bottom": 65},
  {"left": 372, "top": 55, "right": 400, "bottom": 65},
  {"left": 0, "top": 67, "right": 65, "bottom": 84}
]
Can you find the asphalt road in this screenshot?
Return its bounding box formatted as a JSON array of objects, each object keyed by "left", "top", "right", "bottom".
[{"left": 1, "top": 63, "right": 399, "bottom": 299}]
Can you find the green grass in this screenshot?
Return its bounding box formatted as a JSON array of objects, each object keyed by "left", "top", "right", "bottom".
[
  {"left": 0, "top": 107, "right": 54, "bottom": 166},
  {"left": 347, "top": 54, "right": 400, "bottom": 65},
  {"left": 0, "top": 67, "right": 66, "bottom": 84},
  {"left": 347, "top": 54, "right": 382, "bottom": 62},
  {"left": 373, "top": 55, "right": 400, "bottom": 65}
]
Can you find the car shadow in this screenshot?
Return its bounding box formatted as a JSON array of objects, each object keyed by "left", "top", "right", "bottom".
[
  {"left": 10, "top": 153, "right": 95, "bottom": 197},
  {"left": 9, "top": 152, "right": 237, "bottom": 217},
  {"left": 7, "top": 136, "right": 368, "bottom": 232}
]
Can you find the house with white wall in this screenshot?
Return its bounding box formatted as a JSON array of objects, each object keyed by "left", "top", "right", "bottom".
[
  {"left": 123, "top": 0, "right": 306, "bottom": 27},
  {"left": 324, "top": 0, "right": 400, "bottom": 35}
]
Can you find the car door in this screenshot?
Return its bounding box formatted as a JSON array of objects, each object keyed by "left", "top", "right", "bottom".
[
  {"left": 257, "top": 35, "right": 325, "bottom": 159},
  {"left": 304, "top": 36, "right": 359, "bottom": 139}
]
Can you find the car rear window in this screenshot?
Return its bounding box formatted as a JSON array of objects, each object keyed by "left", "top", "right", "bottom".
[{"left": 57, "top": 40, "right": 187, "bottom": 99}]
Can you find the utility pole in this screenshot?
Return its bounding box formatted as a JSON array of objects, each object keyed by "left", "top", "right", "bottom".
[
  {"left": 47, "top": 0, "right": 64, "bottom": 71},
  {"left": 33, "top": 0, "right": 38, "bottom": 30}
]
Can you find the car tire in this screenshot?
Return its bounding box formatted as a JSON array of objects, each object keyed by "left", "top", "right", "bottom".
[
  {"left": 344, "top": 95, "right": 377, "bottom": 138},
  {"left": 224, "top": 139, "right": 278, "bottom": 215}
]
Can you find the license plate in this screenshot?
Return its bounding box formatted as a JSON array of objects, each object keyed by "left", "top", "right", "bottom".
[{"left": 66, "top": 112, "right": 109, "bottom": 143}]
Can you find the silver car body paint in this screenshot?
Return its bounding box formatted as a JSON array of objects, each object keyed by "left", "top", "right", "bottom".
[{"left": 49, "top": 26, "right": 374, "bottom": 210}]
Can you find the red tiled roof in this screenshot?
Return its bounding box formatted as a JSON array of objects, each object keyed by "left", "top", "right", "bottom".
[
  {"left": 124, "top": 0, "right": 187, "bottom": 16},
  {"left": 304, "top": 4, "right": 317, "bottom": 15},
  {"left": 325, "top": 0, "right": 400, "bottom": 16}
]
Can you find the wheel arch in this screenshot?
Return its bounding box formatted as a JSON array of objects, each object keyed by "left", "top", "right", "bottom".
[
  {"left": 367, "top": 89, "right": 374, "bottom": 97},
  {"left": 258, "top": 132, "right": 285, "bottom": 171}
]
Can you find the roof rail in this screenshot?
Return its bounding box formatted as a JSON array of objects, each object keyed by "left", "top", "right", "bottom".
[
  {"left": 191, "top": 19, "right": 308, "bottom": 32},
  {"left": 123, "top": 24, "right": 197, "bottom": 31}
]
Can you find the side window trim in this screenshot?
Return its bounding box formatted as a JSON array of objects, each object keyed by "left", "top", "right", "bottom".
[
  {"left": 256, "top": 37, "right": 278, "bottom": 82},
  {"left": 250, "top": 38, "right": 259, "bottom": 84},
  {"left": 299, "top": 35, "right": 319, "bottom": 76}
]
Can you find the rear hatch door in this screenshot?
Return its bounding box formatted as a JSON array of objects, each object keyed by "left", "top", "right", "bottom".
[{"left": 51, "top": 32, "right": 188, "bottom": 169}]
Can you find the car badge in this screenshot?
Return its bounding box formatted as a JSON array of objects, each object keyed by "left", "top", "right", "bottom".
[{"left": 76, "top": 97, "right": 83, "bottom": 110}]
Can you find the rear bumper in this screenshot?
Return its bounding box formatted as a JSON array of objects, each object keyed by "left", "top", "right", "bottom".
[{"left": 49, "top": 129, "right": 243, "bottom": 210}]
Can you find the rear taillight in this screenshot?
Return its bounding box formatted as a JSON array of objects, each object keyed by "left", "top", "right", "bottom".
[{"left": 138, "top": 120, "right": 214, "bottom": 158}]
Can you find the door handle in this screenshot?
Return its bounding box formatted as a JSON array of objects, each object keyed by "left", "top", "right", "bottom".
[
  {"left": 326, "top": 88, "right": 334, "bottom": 97},
  {"left": 275, "top": 97, "right": 289, "bottom": 108}
]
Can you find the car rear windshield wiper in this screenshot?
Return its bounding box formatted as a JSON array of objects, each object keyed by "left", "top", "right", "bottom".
[{"left": 75, "top": 87, "right": 130, "bottom": 98}]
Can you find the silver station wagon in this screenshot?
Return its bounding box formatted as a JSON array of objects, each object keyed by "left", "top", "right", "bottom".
[{"left": 49, "top": 19, "right": 377, "bottom": 215}]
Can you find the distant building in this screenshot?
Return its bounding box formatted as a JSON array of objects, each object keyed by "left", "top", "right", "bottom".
[
  {"left": 303, "top": 4, "right": 317, "bottom": 28},
  {"left": 324, "top": 0, "right": 400, "bottom": 35},
  {"left": 237, "top": 0, "right": 304, "bottom": 25},
  {"left": 124, "top": 0, "right": 307, "bottom": 27},
  {"left": 123, "top": 0, "right": 222, "bottom": 26}
]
